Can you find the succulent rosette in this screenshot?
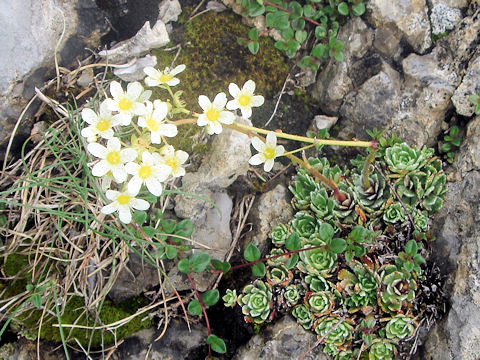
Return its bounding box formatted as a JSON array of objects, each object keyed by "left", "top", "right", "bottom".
[
  {"left": 270, "top": 223, "right": 290, "bottom": 247},
  {"left": 284, "top": 284, "right": 302, "bottom": 306},
  {"left": 266, "top": 248, "right": 289, "bottom": 267},
  {"left": 222, "top": 289, "right": 237, "bottom": 308},
  {"left": 297, "top": 245, "right": 337, "bottom": 278},
  {"left": 385, "top": 143, "right": 425, "bottom": 174},
  {"left": 310, "top": 188, "right": 336, "bottom": 222},
  {"left": 292, "top": 304, "right": 314, "bottom": 330},
  {"left": 385, "top": 314, "right": 416, "bottom": 342},
  {"left": 378, "top": 264, "right": 417, "bottom": 313},
  {"left": 289, "top": 172, "right": 320, "bottom": 210},
  {"left": 238, "top": 280, "right": 274, "bottom": 324},
  {"left": 305, "top": 274, "right": 332, "bottom": 292},
  {"left": 352, "top": 169, "right": 389, "bottom": 215},
  {"left": 290, "top": 211, "right": 321, "bottom": 238},
  {"left": 417, "top": 158, "right": 447, "bottom": 213},
  {"left": 334, "top": 350, "right": 355, "bottom": 360},
  {"left": 338, "top": 261, "right": 378, "bottom": 313},
  {"left": 413, "top": 209, "right": 429, "bottom": 231},
  {"left": 314, "top": 315, "right": 355, "bottom": 353},
  {"left": 266, "top": 264, "right": 293, "bottom": 286},
  {"left": 383, "top": 203, "right": 406, "bottom": 224},
  {"left": 368, "top": 339, "right": 397, "bottom": 359},
  {"left": 334, "top": 182, "right": 357, "bottom": 222},
  {"left": 304, "top": 291, "right": 335, "bottom": 316}
]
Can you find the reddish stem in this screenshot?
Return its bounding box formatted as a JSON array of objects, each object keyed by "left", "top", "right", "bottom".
[{"left": 263, "top": 1, "right": 322, "bottom": 27}]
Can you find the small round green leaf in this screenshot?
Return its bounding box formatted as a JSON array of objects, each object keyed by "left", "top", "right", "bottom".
[
  {"left": 248, "top": 41, "right": 260, "bottom": 54},
  {"left": 295, "top": 30, "right": 307, "bottom": 43},
  {"left": 248, "top": 27, "right": 259, "bottom": 41},
  {"left": 190, "top": 252, "right": 211, "bottom": 273},
  {"left": 315, "top": 25, "right": 327, "bottom": 40},
  {"left": 338, "top": 2, "right": 349, "bottom": 16},
  {"left": 330, "top": 238, "right": 347, "bottom": 254},
  {"left": 165, "top": 245, "right": 177, "bottom": 259},
  {"left": 188, "top": 299, "right": 202, "bottom": 316},
  {"left": 285, "top": 232, "right": 301, "bottom": 251},
  {"left": 206, "top": 334, "right": 227, "bottom": 354},
  {"left": 405, "top": 240, "right": 417, "bottom": 256},
  {"left": 285, "top": 253, "right": 299, "bottom": 269},
  {"left": 133, "top": 211, "right": 148, "bottom": 225},
  {"left": 252, "top": 262, "right": 266, "bottom": 277},
  {"left": 202, "top": 289, "right": 220, "bottom": 306},
  {"left": 352, "top": 2, "right": 366, "bottom": 16},
  {"left": 244, "top": 243, "right": 261, "bottom": 262},
  {"left": 178, "top": 258, "right": 190, "bottom": 274}
]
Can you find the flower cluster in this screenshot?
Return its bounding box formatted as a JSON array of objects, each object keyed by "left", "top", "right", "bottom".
[{"left": 81, "top": 66, "right": 189, "bottom": 224}]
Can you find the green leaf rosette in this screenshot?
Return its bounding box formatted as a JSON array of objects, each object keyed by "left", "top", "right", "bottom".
[
  {"left": 297, "top": 245, "right": 337, "bottom": 278},
  {"left": 368, "top": 339, "right": 397, "bottom": 359},
  {"left": 238, "top": 280, "right": 274, "bottom": 324},
  {"left": 385, "top": 143, "right": 425, "bottom": 174},
  {"left": 304, "top": 291, "right": 335, "bottom": 316},
  {"left": 385, "top": 314, "right": 416, "bottom": 342},
  {"left": 378, "top": 264, "right": 417, "bottom": 313},
  {"left": 314, "top": 315, "right": 355, "bottom": 353},
  {"left": 292, "top": 304, "right": 314, "bottom": 330},
  {"left": 270, "top": 223, "right": 290, "bottom": 247}
]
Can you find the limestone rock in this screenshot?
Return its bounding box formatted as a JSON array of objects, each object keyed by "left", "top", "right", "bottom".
[
  {"left": 233, "top": 315, "right": 328, "bottom": 360},
  {"left": 113, "top": 54, "right": 157, "bottom": 82},
  {"left": 158, "top": 0, "right": 182, "bottom": 24},
  {"left": 313, "top": 115, "right": 338, "bottom": 131},
  {"left": 249, "top": 184, "right": 294, "bottom": 254},
  {"left": 452, "top": 55, "right": 480, "bottom": 117},
  {"left": 98, "top": 20, "right": 170, "bottom": 64},
  {"left": 430, "top": 4, "right": 463, "bottom": 35},
  {"left": 367, "top": 0, "right": 432, "bottom": 53}
]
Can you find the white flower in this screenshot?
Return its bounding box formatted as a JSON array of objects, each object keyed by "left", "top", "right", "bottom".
[
  {"left": 103, "top": 81, "right": 151, "bottom": 125},
  {"left": 125, "top": 151, "right": 171, "bottom": 196},
  {"left": 101, "top": 171, "right": 115, "bottom": 190},
  {"left": 154, "top": 145, "right": 189, "bottom": 178},
  {"left": 144, "top": 64, "right": 186, "bottom": 87},
  {"left": 226, "top": 80, "right": 264, "bottom": 119},
  {"left": 80, "top": 101, "right": 120, "bottom": 142},
  {"left": 197, "top": 92, "right": 235, "bottom": 135},
  {"left": 249, "top": 132, "right": 284, "bottom": 172},
  {"left": 101, "top": 189, "right": 149, "bottom": 224},
  {"left": 137, "top": 100, "right": 177, "bottom": 144},
  {"left": 87, "top": 137, "right": 137, "bottom": 183}
]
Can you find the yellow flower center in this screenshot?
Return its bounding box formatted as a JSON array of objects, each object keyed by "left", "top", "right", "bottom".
[
  {"left": 118, "top": 98, "right": 132, "bottom": 111},
  {"left": 159, "top": 73, "right": 173, "bottom": 83},
  {"left": 206, "top": 108, "right": 219, "bottom": 121},
  {"left": 96, "top": 119, "right": 110, "bottom": 132},
  {"left": 116, "top": 194, "right": 130, "bottom": 205},
  {"left": 238, "top": 94, "right": 250, "bottom": 106},
  {"left": 264, "top": 147, "right": 276, "bottom": 160},
  {"left": 138, "top": 165, "right": 152, "bottom": 179},
  {"left": 106, "top": 151, "right": 121, "bottom": 165},
  {"left": 165, "top": 158, "right": 178, "bottom": 171},
  {"left": 146, "top": 117, "right": 159, "bottom": 132}
]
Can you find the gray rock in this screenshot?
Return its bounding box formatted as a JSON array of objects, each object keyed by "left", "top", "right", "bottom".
[
  {"left": 420, "top": 116, "right": 480, "bottom": 359},
  {"left": 430, "top": 4, "right": 463, "bottom": 35},
  {"left": 313, "top": 17, "right": 374, "bottom": 114},
  {"left": 0, "top": 0, "right": 107, "bottom": 156},
  {"left": 314, "top": 115, "right": 338, "bottom": 131},
  {"left": 373, "top": 26, "right": 403, "bottom": 59},
  {"left": 114, "top": 54, "right": 158, "bottom": 82},
  {"left": 367, "top": 0, "right": 432, "bottom": 53},
  {"left": 249, "top": 184, "right": 294, "bottom": 254},
  {"left": 233, "top": 315, "right": 328, "bottom": 360},
  {"left": 99, "top": 20, "right": 170, "bottom": 64},
  {"left": 158, "top": 0, "right": 182, "bottom": 24},
  {"left": 452, "top": 55, "right": 480, "bottom": 117}
]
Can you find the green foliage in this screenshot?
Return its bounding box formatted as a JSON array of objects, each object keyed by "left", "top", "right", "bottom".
[
  {"left": 238, "top": 0, "right": 366, "bottom": 67},
  {"left": 224, "top": 134, "right": 446, "bottom": 359},
  {"left": 222, "top": 289, "right": 238, "bottom": 307},
  {"left": 469, "top": 93, "right": 480, "bottom": 115},
  {"left": 206, "top": 334, "right": 227, "bottom": 354},
  {"left": 237, "top": 280, "right": 274, "bottom": 323},
  {"left": 440, "top": 125, "right": 462, "bottom": 164}
]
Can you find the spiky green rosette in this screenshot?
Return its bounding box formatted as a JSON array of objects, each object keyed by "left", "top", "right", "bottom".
[
  {"left": 385, "top": 143, "right": 426, "bottom": 174},
  {"left": 304, "top": 291, "right": 335, "bottom": 316},
  {"left": 222, "top": 289, "right": 237, "bottom": 307},
  {"left": 266, "top": 264, "right": 293, "bottom": 286},
  {"left": 416, "top": 158, "right": 446, "bottom": 214},
  {"left": 297, "top": 245, "right": 337, "bottom": 278},
  {"left": 368, "top": 339, "right": 397, "bottom": 359},
  {"left": 270, "top": 223, "right": 290, "bottom": 247},
  {"left": 378, "top": 264, "right": 417, "bottom": 313},
  {"left": 310, "top": 188, "right": 336, "bottom": 222},
  {"left": 385, "top": 314, "right": 416, "bottom": 342},
  {"left": 284, "top": 284, "right": 302, "bottom": 306},
  {"left": 314, "top": 316, "right": 355, "bottom": 354},
  {"left": 334, "top": 350, "right": 355, "bottom": 360},
  {"left": 334, "top": 182, "right": 357, "bottom": 222},
  {"left": 352, "top": 169, "right": 389, "bottom": 215},
  {"left": 238, "top": 280, "right": 273, "bottom": 324},
  {"left": 289, "top": 172, "right": 320, "bottom": 210},
  {"left": 292, "top": 304, "right": 314, "bottom": 330},
  {"left": 383, "top": 203, "right": 406, "bottom": 224},
  {"left": 290, "top": 211, "right": 321, "bottom": 239},
  {"left": 305, "top": 274, "right": 332, "bottom": 292},
  {"left": 266, "top": 248, "right": 289, "bottom": 267}
]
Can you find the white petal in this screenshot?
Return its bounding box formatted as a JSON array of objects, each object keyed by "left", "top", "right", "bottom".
[
  {"left": 145, "top": 178, "right": 162, "bottom": 196},
  {"left": 81, "top": 126, "right": 96, "bottom": 139},
  {"left": 131, "top": 198, "right": 150, "bottom": 211},
  {"left": 120, "top": 148, "right": 138, "bottom": 163},
  {"left": 243, "top": 80, "right": 256, "bottom": 93},
  {"left": 156, "top": 164, "right": 172, "bottom": 181},
  {"left": 266, "top": 132, "right": 277, "bottom": 146},
  {"left": 275, "top": 145, "right": 285, "bottom": 156},
  {"left": 101, "top": 129, "right": 115, "bottom": 140},
  {"left": 99, "top": 100, "right": 111, "bottom": 115},
  {"left": 249, "top": 153, "right": 265, "bottom": 165},
  {"left": 151, "top": 132, "right": 161, "bottom": 144},
  {"left": 87, "top": 142, "right": 107, "bottom": 158},
  {"left": 92, "top": 161, "right": 110, "bottom": 177},
  {"left": 171, "top": 64, "right": 186, "bottom": 75},
  {"left": 105, "top": 190, "right": 119, "bottom": 200},
  {"left": 251, "top": 137, "right": 265, "bottom": 152},
  {"left": 206, "top": 123, "right": 215, "bottom": 135},
  {"left": 211, "top": 121, "right": 223, "bottom": 134},
  {"left": 139, "top": 90, "right": 151, "bottom": 102},
  {"left": 213, "top": 92, "right": 227, "bottom": 108},
  {"left": 251, "top": 95, "right": 264, "bottom": 107},
  {"left": 142, "top": 151, "right": 154, "bottom": 164},
  {"left": 173, "top": 167, "right": 185, "bottom": 177},
  {"left": 159, "top": 124, "right": 178, "bottom": 137},
  {"left": 228, "top": 83, "right": 241, "bottom": 98},
  {"left": 114, "top": 113, "right": 132, "bottom": 126},
  {"left": 118, "top": 207, "right": 132, "bottom": 224},
  {"left": 240, "top": 106, "right": 252, "bottom": 119},
  {"left": 125, "top": 162, "right": 140, "bottom": 175},
  {"left": 81, "top": 108, "right": 97, "bottom": 125},
  {"left": 144, "top": 101, "right": 153, "bottom": 114},
  {"left": 107, "top": 137, "right": 121, "bottom": 151},
  {"left": 110, "top": 81, "right": 124, "bottom": 99},
  {"left": 218, "top": 111, "right": 235, "bottom": 125},
  {"left": 176, "top": 150, "right": 189, "bottom": 164},
  {"left": 197, "top": 114, "right": 208, "bottom": 127},
  {"left": 145, "top": 77, "right": 159, "bottom": 87},
  {"left": 128, "top": 176, "right": 143, "bottom": 195},
  {"left": 226, "top": 99, "right": 238, "bottom": 111},
  {"left": 103, "top": 98, "right": 118, "bottom": 112},
  {"left": 198, "top": 95, "right": 211, "bottom": 111},
  {"left": 111, "top": 165, "right": 127, "bottom": 183},
  {"left": 127, "top": 81, "right": 143, "bottom": 99},
  {"left": 101, "top": 203, "right": 117, "bottom": 215},
  {"left": 144, "top": 67, "right": 158, "bottom": 77},
  {"left": 167, "top": 78, "right": 180, "bottom": 86},
  {"left": 131, "top": 102, "right": 146, "bottom": 115},
  {"left": 154, "top": 102, "right": 168, "bottom": 120},
  {"left": 264, "top": 159, "right": 274, "bottom": 172}
]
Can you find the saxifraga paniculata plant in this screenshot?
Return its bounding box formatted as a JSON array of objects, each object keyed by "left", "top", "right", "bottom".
[{"left": 224, "top": 136, "right": 447, "bottom": 359}]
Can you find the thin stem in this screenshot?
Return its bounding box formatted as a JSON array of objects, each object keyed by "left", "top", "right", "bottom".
[
  {"left": 361, "top": 148, "right": 377, "bottom": 189},
  {"left": 282, "top": 144, "right": 315, "bottom": 156},
  {"left": 171, "top": 118, "right": 197, "bottom": 126}
]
